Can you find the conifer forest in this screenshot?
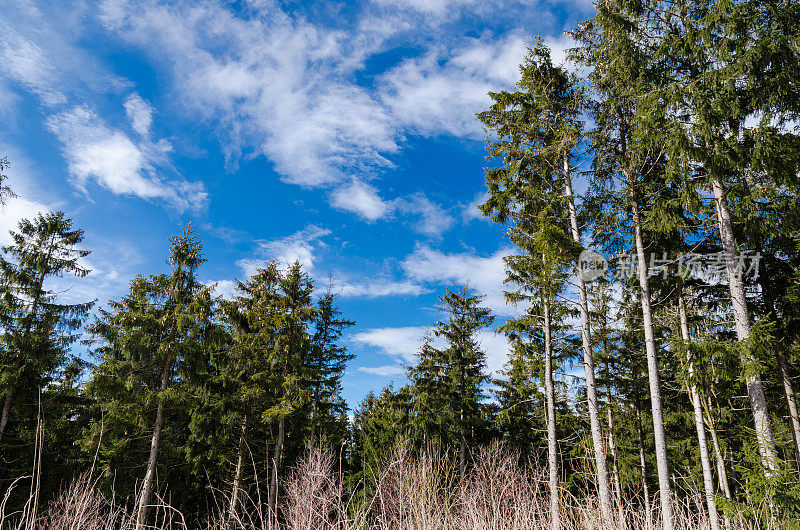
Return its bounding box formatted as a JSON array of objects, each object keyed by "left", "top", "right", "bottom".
[{"left": 1, "top": 0, "right": 800, "bottom": 528}]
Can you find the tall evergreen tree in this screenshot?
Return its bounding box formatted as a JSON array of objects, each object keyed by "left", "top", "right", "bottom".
[
  {"left": 0, "top": 212, "right": 92, "bottom": 445},
  {"left": 656, "top": 0, "right": 800, "bottom": 478},
  {"left": 305, "top": 285, "right": 354, "bottom": 444},
  {"left": 220, "top": 262, "right": 283, "bottom": 521},
  {"left": 267, "top": 261, "right": 316, "bottom": 512},
  {"left": 478, "top": 39, "right": 615, "bottom": 525},
  {"left": 86, "top": 226, "right": 212, "bottom": 529},
  {"left": 409, "top": 287, "right": 493, "bottom": 483},
  {"left": 573, "top": 2, "right": 677, "bottom": 524}
]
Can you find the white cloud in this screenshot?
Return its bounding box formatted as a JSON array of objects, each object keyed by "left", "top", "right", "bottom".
[
  {"left": 96, "top": 0, "right": 535, "bottom": 222},
  {"left": 352, "top": 325, "right": 429, "bottom": 363},
  {"left": 0, "top": 27, "right": 65, "bottom": 106},
  {"left": 331, "top": 180, "right": 389, "bottom": 221},
  {"left": 100, "top": 0, "right": 399, "bottom": 187},
  {"left": 393, "top": 194, "right": 454, "bottom": 236},
  {"left": 402, "top": 244, "right": 515, "bottom": 316},
  {"left": 0, "top": 9, "right": 198, "bottom": 213},
  {"left": 337, "top": 278, "right": 428, "bottom": 298},
  {"left": 0, "top": 196, "right": 52, "bottom": 245},
  {"left": 124, "top": 93, "right": 154, "bottom": 136},
  {"left": 373, "top": 0, "right": 481, "bottom": 17},
  {"left": 330, "top": 181, "right": 454, "bottom": 236},
  {"left": 0, "top": 5, "right": 127, "bottom": 107},
  {"left": 238, "top": 225, "right": 331, "bottom": 276},
  {"left": 378, "top": 35, "right": 525, "bottom": 137},
  {"left": 46, "top": 105, "right": 206, "bottom": 211},
  {"left": 462, "top": 191, "right": 490, "bottom": 222},
  {"left": 358, "top": 365, "right": 407, "bottom": 377},
  {"left": 0, "top": 80, "right": 19, "bottom": 118},
  {"left": 352, "top": 325, "right": 511, "bottom": 376}
]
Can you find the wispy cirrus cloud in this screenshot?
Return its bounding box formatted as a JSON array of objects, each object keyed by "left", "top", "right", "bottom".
[
  {"left": 377, "top": 35, "right": 526, "bottom": 137},
  {"left": 0, "top": 2, "right": 129, "bottom": 110},
  {"left": 233, "top": 225, "right": 430, "bottom": 298},
  {"left": 46, "top": 104, "right": 206, "bottom": 212},
  {"left": 337, "top": 278, "right": 428, "bottom": 298},
  {"left": 96, "top": 0, "right": 539, "bottom": 227},
  {"left": 99, "top": 0, "right": 400, "bottom": 188},
  {"left": 358, "top": 364, "right": 407, "bottom": 377},
  {"left": 0, "top": 4, "right": 204, "bottom": 212},
  {"left": 352, "top": 326, "right": 430, "bottom": 364}
]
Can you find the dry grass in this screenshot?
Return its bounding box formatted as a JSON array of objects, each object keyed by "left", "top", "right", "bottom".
[{"left": 0, "top": 445, "right": 780, "bottom": 530}]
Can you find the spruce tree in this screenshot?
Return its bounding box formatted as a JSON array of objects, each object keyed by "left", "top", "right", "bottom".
[
  {"left": 655, "top": 0, "right": 800, "bottom": 480},
  {"left": 573, "top": 1, "right": 677, "bottom": 524},
  {"left": 0, "top": 212, "right": 92, "bottom": 446},
  {"left": 219, "top": 262, "right": 283, "bottom": 520},
  {"left": 86, "top": 226, "right": 212, "bottom": 529},
  {"left": 478, "top": 39, "right": 615, "bottom": 525},
  {"left": 267, "top": 261, "right": 316, "bottom": 512},
  {"left": 409, "top": 288, "right": 493, "bottom": 483},
  {"left": 305, "top": 286, "right": 354, "bottom": 444}
]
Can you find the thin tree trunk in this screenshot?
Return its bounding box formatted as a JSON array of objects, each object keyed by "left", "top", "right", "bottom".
[
  {"left": 269, "top": 416, "right": 285, "bottom": 515},
  {"left": 543, "top": 298, "right": 560, "bottom": 530},
  {"left": 135, "top": 354, "right": 172, "bottom": 530},
  {"left": 228, "top": 415, "right": 248, "bottom": 525},
  {"left": 459, "top": 362, "right": 467, "bottom": 484},
  {"left": 607, "top": 406, "right": 625, "bottom": 524},
  {"left": 704, "top": 399, "right": 732, "bottom": 500},
  {"left": 459, "top": 406, "right": 466, "bottom": 485},
  {"left": 635, "top": 403, "right": 653, "bottom": 530},
  {"left": 776, "top": 342, "right": 800, "bottom": 470},
  {"left": 564, "top": 159, "right": 613, "bottom": 526},
  {"left": 0, "top": 391, "right": 13, "bottom": 443},
  {"left": 678, "top": 286, "right": 720, "bottom": 530},
  {"left": 630, "top": 193, "right": 674, "bottom": 530},
  {"left": 710, "top": 176, "right": 779, "bottom": 474}
]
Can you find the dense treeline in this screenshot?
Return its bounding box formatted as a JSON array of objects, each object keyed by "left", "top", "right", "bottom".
[
  {"left": 0, "top": 216, "right": 356, "bottom": 526},
  {"left": 1, "top": 0, "right": 800, "bottom": 527},
  {"left": 357, "top": 0, "right": 800, "bottom": 526}
]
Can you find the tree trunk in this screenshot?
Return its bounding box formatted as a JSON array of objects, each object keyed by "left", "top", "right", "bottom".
[
  {"left": 135, "top": 354, "right": 172, "bottom": 530},
  {"left": 704, "top": 399, "right": 732, "bottom": 500},
  {"left": 710, "top": 176, "right": 779, "bottom": 474},
  {"left": 269, "top": 416, "right": 285, "bottom": 515},
  {"left": 630, "top": 194, "right": 674, "bottom": 530},
  {"left": 564, "top": 159, "right": 613, "bottom": 526},
  {"left": 459, "top": 406, "right": 466, "bottom": 485},
  {"left": 606, "top": 406, "right": 625, "bottom": 524},
  {"left": 635, "top": 403, "right": 653, "bottom": 530},
  {"left": 678, "top": 286, "right": 720, "bottom": 530},
  {"left": 228, "top": 415, "right": 248, "bottom": 525},
  {"left": 0, "top": 391, "right": 13, "bottom": 443},
  {"left": 543, "top": 298, "right": 560, "bottom": 530},
  {"left": 776, "top": 343, "right": 800, "bottom": 471}
]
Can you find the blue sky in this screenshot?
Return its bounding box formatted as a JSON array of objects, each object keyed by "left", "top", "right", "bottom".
[{"left": 0, "top": 0, "right": 593, "bottom": 407}]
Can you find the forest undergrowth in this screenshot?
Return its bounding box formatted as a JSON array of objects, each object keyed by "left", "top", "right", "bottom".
[{"left": 1, "top": 444, "right": 779, "bottom": 530}]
